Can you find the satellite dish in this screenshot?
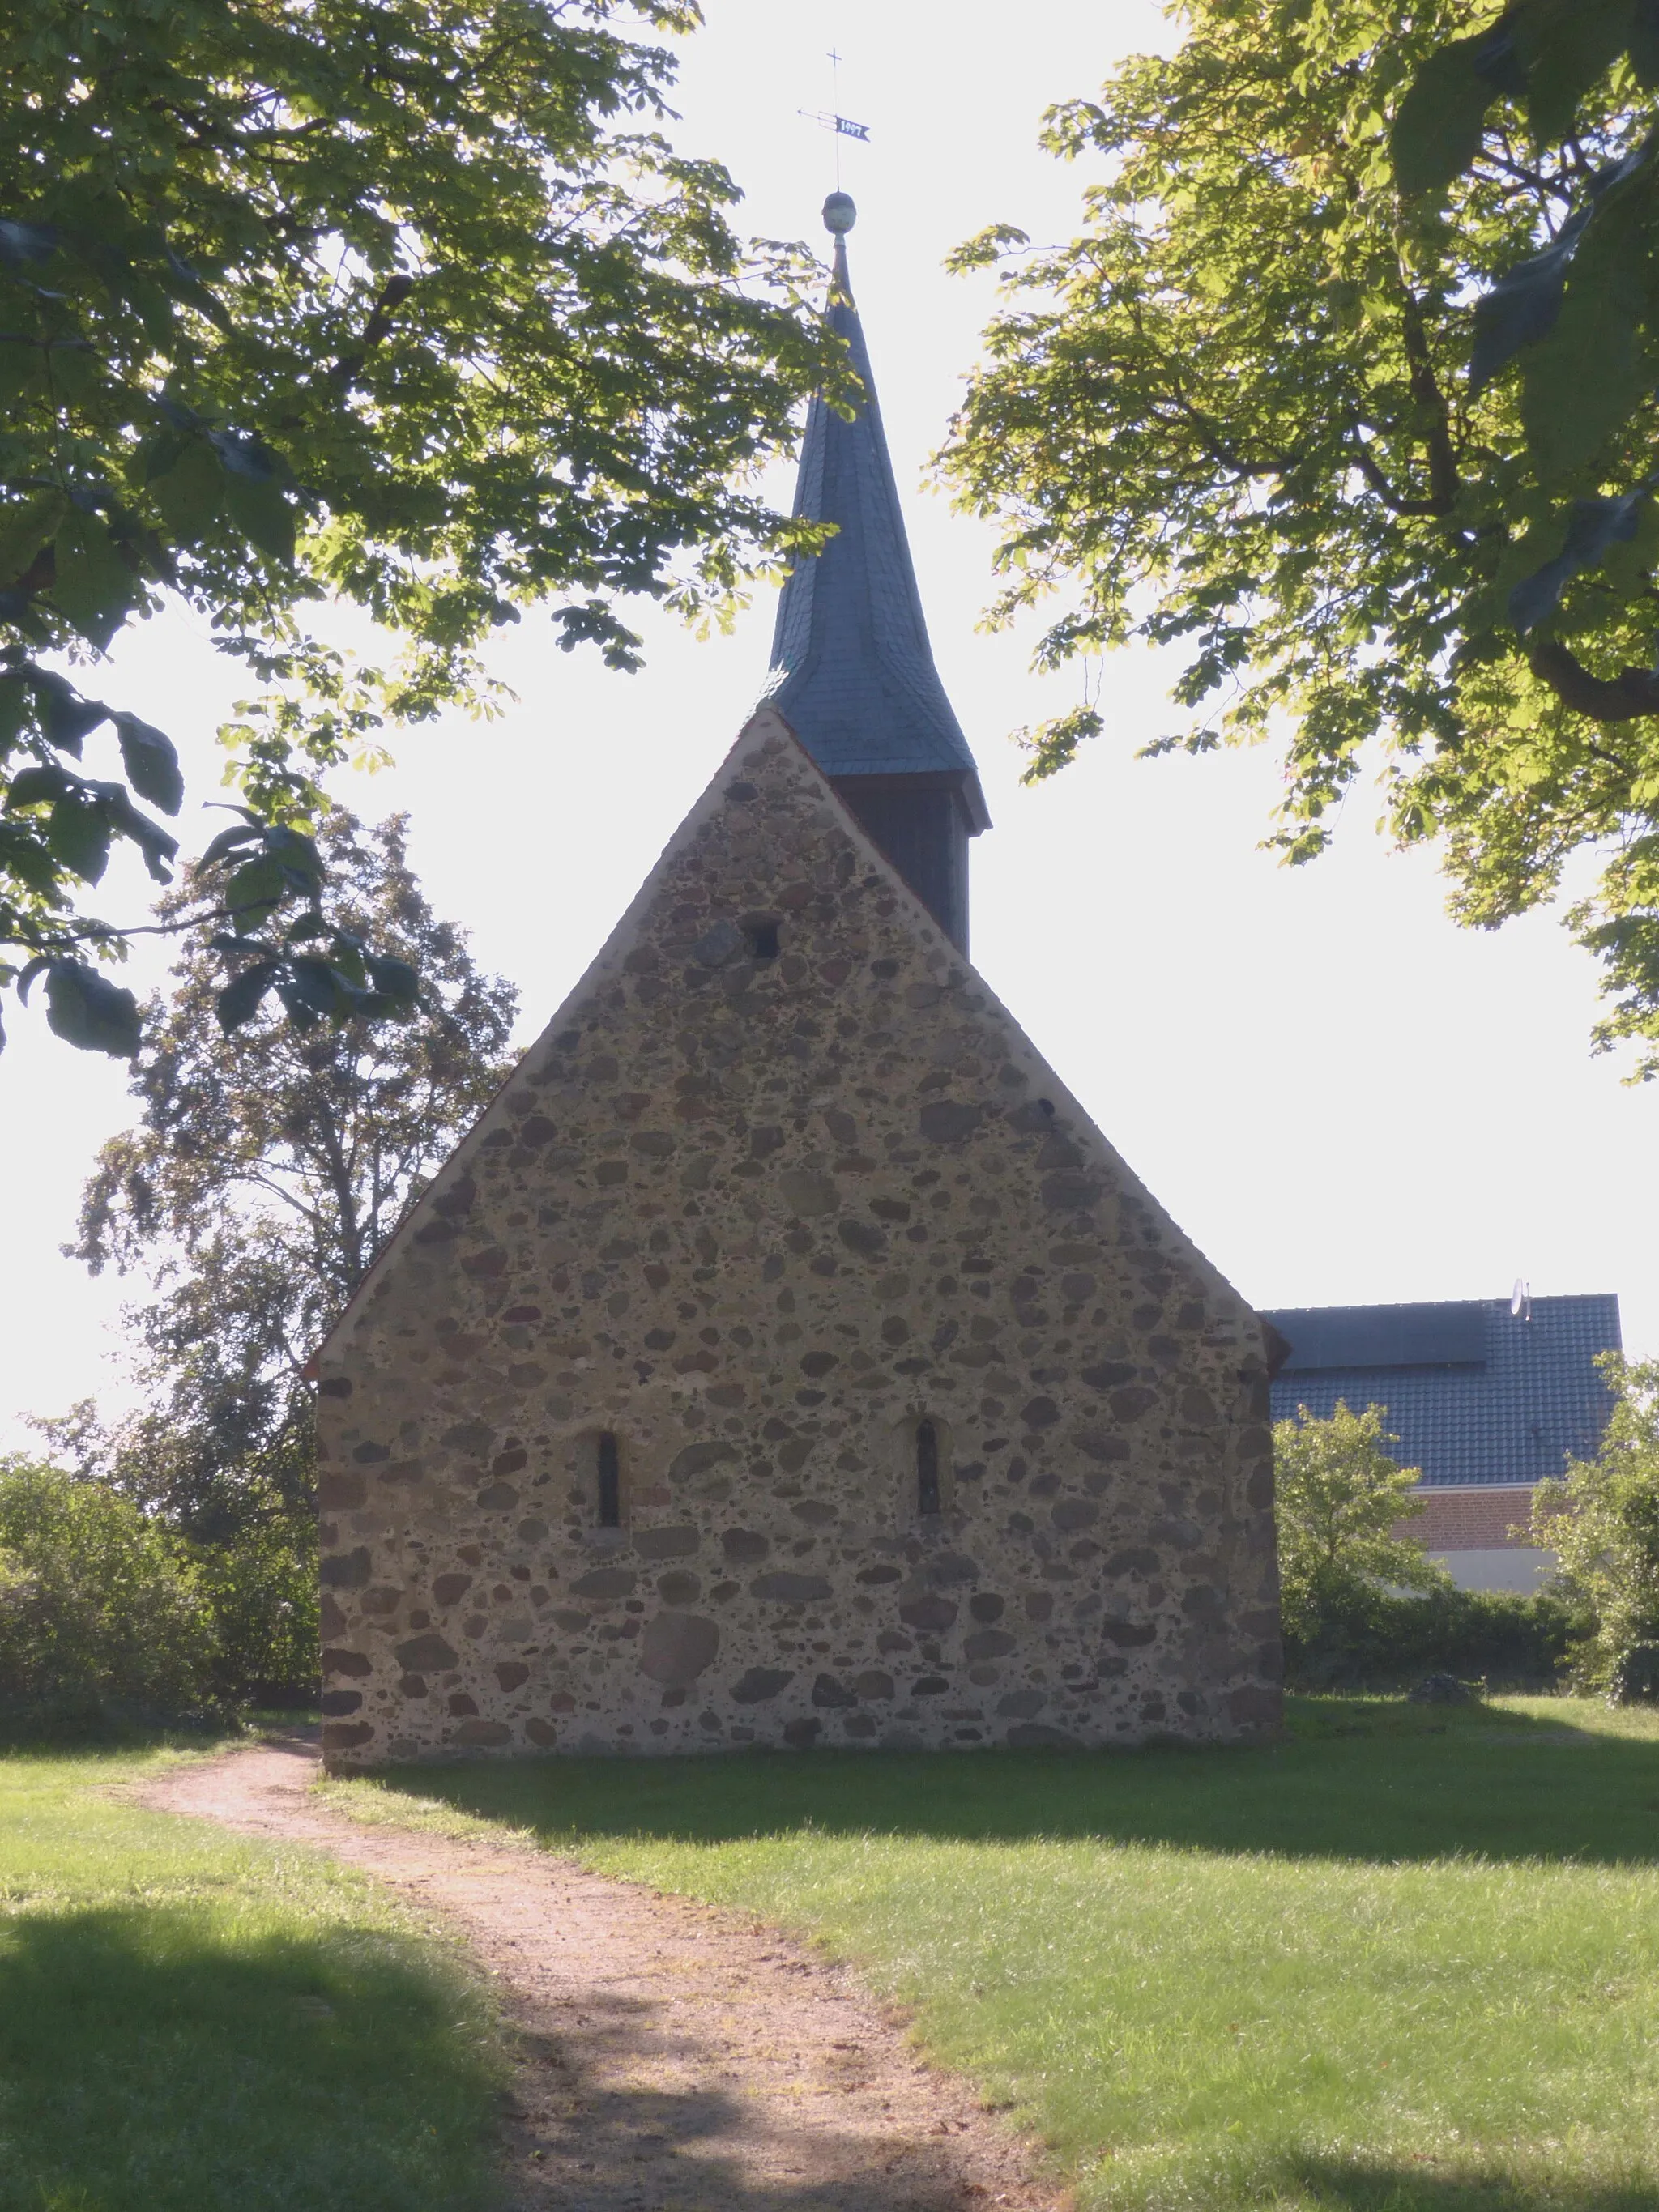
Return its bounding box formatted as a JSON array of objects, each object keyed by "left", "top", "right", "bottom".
[{"left": 1511, "top": 1279, "right": 1532, "bottom": 1321}]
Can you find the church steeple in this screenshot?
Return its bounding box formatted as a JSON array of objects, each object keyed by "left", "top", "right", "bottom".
[{"left": 766, "top": 194, "right": 989, "bottom": 953}]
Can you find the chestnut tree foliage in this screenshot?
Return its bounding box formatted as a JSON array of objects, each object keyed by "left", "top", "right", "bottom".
[
  {"left": 942, "top": 0, "right": 1659, "bottom": 1068},
  {"left": 0, "top": 0, "right": 833, "bottom": 1058}
]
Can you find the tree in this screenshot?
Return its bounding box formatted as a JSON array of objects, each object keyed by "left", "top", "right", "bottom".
[
  {"left": 0, "top": 1457, "right": 217, "bottom": 1724},
  {"left": 1, "top": 0, "right": 836, "bottom": 1057},
  {"left": 1531, "top": 1353, "right": 1659, "bottom": 1697},
  {"left": 1273, "top": 1401, "right": 1448, "bottom": 1643},
  {"left": 59, "top": 810, "right": 516, "bottom": 1694},
  {"left": 941, "top": 0, "right": 1659, "bottom": 1068}
]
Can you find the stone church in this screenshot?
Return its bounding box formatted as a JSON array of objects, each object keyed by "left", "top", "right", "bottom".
[{"left": 313, "top": 198, "right": 1283, "bottom": 1767}]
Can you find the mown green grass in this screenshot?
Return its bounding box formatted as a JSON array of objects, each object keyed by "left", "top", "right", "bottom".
[
  {"left": 326, "top": 1696, "right": 1659, "bottom": 2212},
  {"left": 0, "top": 1745, "right": 505, "bottom": 2212}
]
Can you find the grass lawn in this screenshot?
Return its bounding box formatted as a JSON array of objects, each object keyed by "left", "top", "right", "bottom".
[
  {"left": 326, "top": 1695, "right": 1659, "bottom": 2212},
  {"left": 0, "top": 1744, "right": 505, "bottom": 2212}
]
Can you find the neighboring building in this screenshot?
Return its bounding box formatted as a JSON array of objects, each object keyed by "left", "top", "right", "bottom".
[
  {"left": 1261, "top": 1295, "right": 1622, "bottom": 1591},
  {"left": 310, "top": 198, "right": 1284, "bottom": 1767}
]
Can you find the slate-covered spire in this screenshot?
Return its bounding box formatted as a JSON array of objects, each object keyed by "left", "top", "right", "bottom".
[{"left": 766, "top": 193, "right": 989, "bottom": 953}]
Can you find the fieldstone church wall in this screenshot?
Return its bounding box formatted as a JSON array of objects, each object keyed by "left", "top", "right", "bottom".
[{"left": 314, "top": 711, "right": 1282, "bottom": 1766}]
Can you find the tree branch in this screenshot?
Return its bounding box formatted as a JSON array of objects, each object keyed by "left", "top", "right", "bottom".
[
  {"left": 1398, "top": 290, "right": 1460, "bottom": 514},
  {"left": 1530, "top": 638, "right": 1659, "bottom": 722},
  {"left": 1346, "top": 434, "right": 1451, "bottom": 517},
  {"left": 330, "top": 275, "right": 416, "bottom": 388}
]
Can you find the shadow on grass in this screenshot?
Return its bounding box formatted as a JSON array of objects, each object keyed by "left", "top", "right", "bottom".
[
  {"left": 357, "top": 1697, "right": 1659, "bottom": 1869},
  {"left": 504, "top": 2002, "right": 1047, "bottom": 2210},
  {"left": 1288, "top": 2154, "right": 1659, "bottom": 2212},
  {"left": 0, "top": 1899, "right": 1064, "bottom": 2212},
  {"left": 0, "top": 1902, "right": 499, "bottom": 2212}
]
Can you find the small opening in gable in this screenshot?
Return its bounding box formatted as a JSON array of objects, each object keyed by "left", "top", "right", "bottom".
[
  {"left": 898, "top": 1413, "right": 953, "bottom": 1523},
  {"left": 916, "top": 1418, "right": 943, "bottom": 1518},
  {"left": 596, "top": 1430, "right": 621, "bottom": 1527},
  {"left": 743, "top": 917, "right": 781, "bottom": 962},
  {"left": 572, "top": 1430, "right": 628, "bottom": 1536}
]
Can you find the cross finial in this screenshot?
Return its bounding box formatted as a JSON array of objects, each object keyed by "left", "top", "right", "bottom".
[{"left": 796, "top": 49, "right": 868, "bottom": 190}]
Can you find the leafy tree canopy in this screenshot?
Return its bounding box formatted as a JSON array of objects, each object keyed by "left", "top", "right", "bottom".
[
  {"left": 1, "top": 0, "right": 835, "bottom": 1057},
  {"left": 943, "top": 0, "right": 1659, "bottom": 1068},
  {"left": 1273, "top": 1400, "right": 1448, "bottom": 1643},
  {"left": 63, "top": 805, "right": 519, "bottom": 1548},
  {"left": 48, "top": 810, "right": 514, "bottom": 1690}
]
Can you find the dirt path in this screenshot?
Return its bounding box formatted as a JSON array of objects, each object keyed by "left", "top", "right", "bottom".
[{"left": 143, "top": 1741, "right": 1068, "bottom": 2212}]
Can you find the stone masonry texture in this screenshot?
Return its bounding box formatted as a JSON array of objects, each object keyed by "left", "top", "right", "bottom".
[{"left": 314, "top": 711, "right": 1283, "bottom": 1766}]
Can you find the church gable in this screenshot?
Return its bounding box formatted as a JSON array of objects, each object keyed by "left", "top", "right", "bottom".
[{"left": 315, "top": 710, "right": 1281, "bottom": 1764}]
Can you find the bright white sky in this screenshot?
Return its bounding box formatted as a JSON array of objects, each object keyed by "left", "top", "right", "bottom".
[{"left": 2, "top": 0, "right": 1651, "bottom": 1452}]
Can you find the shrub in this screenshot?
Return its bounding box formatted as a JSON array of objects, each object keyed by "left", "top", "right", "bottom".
[
  {"left": 193, "top": 1494, "right": 318, "bottom": 1707},
  {"left": 1273, "top": 1402, "right": 1583, "bottom": 1691},
  {"left": 1284, "top": 1582, "right": 1584, "bottom": 1691},
  {"left": 0, "top": 1458, "right": 217, "bottom": 1728},
  {"left": 1531, "top": 1355, "right": 1659, "bottom": 1698}
]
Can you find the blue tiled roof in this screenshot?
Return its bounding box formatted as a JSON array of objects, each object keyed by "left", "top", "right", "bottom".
[
  {"left": 766, "top": 233, "right": 990, "bottom": 829},
  {"left": 1262, "top": 1295, "right": 1622, "bottom": 1488}
]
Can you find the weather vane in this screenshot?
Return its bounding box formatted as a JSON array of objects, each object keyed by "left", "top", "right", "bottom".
[{"left": 798, "top": 47, "right": 870, "bottom": 187}]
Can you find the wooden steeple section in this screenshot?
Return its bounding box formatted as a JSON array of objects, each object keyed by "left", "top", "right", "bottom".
[{"left": 766, "top": 194, "right": 989, "bottom": 953}]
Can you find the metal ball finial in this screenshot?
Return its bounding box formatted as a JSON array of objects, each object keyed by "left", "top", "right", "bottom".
[{"left": 822, "top": 192, "right": 857, "bottom": 236}]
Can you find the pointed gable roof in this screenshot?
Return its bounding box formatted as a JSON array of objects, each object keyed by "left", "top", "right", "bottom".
[
  {"left": 765, "top": 198, "right": 990, "bottom": 832},
  {"left": 314, "top": 706, "right": 1254, "bottom": 1372}
]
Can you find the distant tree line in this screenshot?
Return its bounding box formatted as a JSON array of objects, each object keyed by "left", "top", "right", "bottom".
[{"left": 2, "top": 812, "right": 512, "bottom": 1731}]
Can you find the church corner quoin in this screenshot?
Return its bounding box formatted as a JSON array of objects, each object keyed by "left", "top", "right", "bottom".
[{"left": 313, "top": 712, "right": 1282, "bottom": 1768}]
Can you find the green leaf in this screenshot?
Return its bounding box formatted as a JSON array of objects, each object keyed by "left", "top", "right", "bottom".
[
  {"left": 1469, "top": 211, "right": 1589, "bottom": 393},
  {"left": 1392, "top": 25, "right": 1516, "bottom": 196},
  {"left": 264, "top": 825, "right": 325, "bottom": 891},
  {"left": 1520, "top": 296, "right": 1644, "bottom": 481},
  {"left": 113, "top": 714, "right": 184, "bottom": 815},
  {"left": 47, "top": 791, "right": 113, "bottom": 883},
  {"left": 284, "top": 956, "right": 356, "bottom": 1019},
  {"left": 140, "top": 429, "right": 193, "bottom": 484},
  {"left": 0, "top": 674, "right": 29, "bottom": 757},
  {"left": 365, "top": 953, "right": 420, "bottom": 1007},
  {"left": 101, "top": 785, "right": 178, "bottom": 882},
  {"left": 274, "top": 981, "right": 323, "bottom": 1031},
  {"left": 1524, "top": 0, "right": 1631, "bottom": 141},
  {"left": 215, "top": 960, "right": 281, "bottom": 1032},
  {"left": 29, "top": 671, "right": 108, "bottom": 754},
  {"left": 0, "top": 219, "right": 58, "bottom": 268},
  {"left": 44, "top": 339, "right": 107, "bottom": 408},
  {"left": 207, "top": 429, "right": 279, "bottom": 481},
  {"left": 149, "top": 438, "right": 225, "bottom": 548},
  {"left": 224, "top": 853, "right": 288, "bottom": 921},
  {"left": 199, "top": 819, "right": 266, "bottom": 867},
  {"left": 42, "top": 961, "right": 141, "bottom": 1057},
  {"left": 6, "top": 761, "right": 75, "bottom": 810},
  {"left": 49, "top": 511, "right": 138, "bottom": 650},
  {"left": 1510, "top": 490, "right": 1648, "bottom": 631},
  {"left": 222, "top": 471, "right": 296, "bottom": 566},
  {"left": 161, "top": 245, "right": 233, "bottom": 335},
  {"left": 0, "top": 491, "right": 67, "bottom": 587},
  {"left": 1632, "top": 0, "right": 1659, "bottom": 86},
  {"left": 0, "top": 820, "right": 59, "bottom": 894}
]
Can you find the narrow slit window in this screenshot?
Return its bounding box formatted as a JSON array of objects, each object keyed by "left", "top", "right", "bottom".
[
  {"left": 743, "top": 917, "right": 781, "bottom": 961},
  {"left": 916, "top": 1418, "right": 942, "bottom": 1518},
  {"left": 596, "top": 1430, "right": 621, "bottom": 1528}
]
